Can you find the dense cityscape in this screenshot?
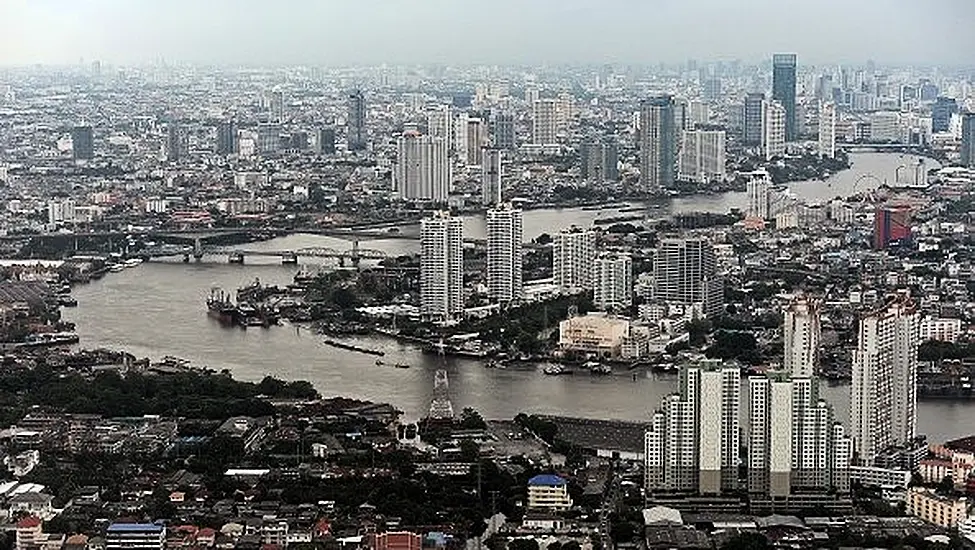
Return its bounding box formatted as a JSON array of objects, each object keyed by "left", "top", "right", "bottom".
[{"left": 0, "top": 3, "right": 974, "bottom": 550}]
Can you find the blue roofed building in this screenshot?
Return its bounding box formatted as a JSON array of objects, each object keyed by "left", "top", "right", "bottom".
[
  {"left": 105, "top": 522, "right": 165, "bottom": 550},
  {"left": 527, "top": 474, "right": 572, "bottom": 510}
]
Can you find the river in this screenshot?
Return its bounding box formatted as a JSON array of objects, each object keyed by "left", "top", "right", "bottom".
[{"left": 62, "top": 153, "right": 975, "bottom": 443}]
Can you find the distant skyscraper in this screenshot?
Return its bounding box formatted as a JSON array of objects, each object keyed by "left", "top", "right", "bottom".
[
  {"left": 818, "top": 102, "right": 836, "bottom": 159},
  {"left": 783, "top": 297, "right": 821, "bottom": 378},
  {"left": 746, "top": 171, "right": 771, "bottom": 219},
  {"left": 481, "top": 148, "right": 503, "bottom": 206},
  {"left": 427, "top": 105, "right": 452, "bottom": 140},
  {"left": 532, "top": 99, "right": 558, "bottom": 146},
  {"left": 873, "top": 206, "right": 912, "bottom": 250},
  {"left": 553, "top": 228, "right": 596, "bottom": 291},
  {"left": 466, "top": 117, "right": 488, "bottom": 165},
  {"left": 580, "top": 138, "right": 619, "bottom": 183},
  {"left": 486, "top": 204, "right": 523, "bottom": 305},
  {"left": 71, "top": 126, "right": 94, "bottom": 161},
  {"left": 743, "top": 93, "right": 765, "bottom": 146},
  {"left": 256, "top": 123, "right": 280, "bottom": 156},
  {"left": 452, "top": 111, "right": 469, "bottom": 163},
  {"left": 762, "top": 100, "right": 786, "bottom": 160},
  {"left": 703, "top": 77, "right": 722, "bottom": 102},
  {"left": 772, "top": 53, "right": 798, "bottom": 141},
  {"left": 593, "top": 253, "right": 632, "bottom": 311},
  {"left": 645, "top": 362, "right": 740, "bottom": 495},
  {"left": 931, "top": 97, "right": 957, "bottom": 133},
  {"left": 166, "top": 123, "right": 186, "bottom": 162},
  {"left": 678, "top": 129, "right": 726, "bottom": 183},
  {"left": 420, "top": 212, "right": 464, "bottom": 322},
  {"left": 639, "top": 96, "right": 677, "bottom": 192},
  {"left": 347, "top": 90, "right": 367, "bottom": 151},
  {"left": 266, "top": 89, "right": 285, "bottom": 123},
  {"left": 319, "top": 127, "right": 336, "bottom": 155},
  {"left": 653, "top": 237, "right": 723, "bottom": 317},
  {"left": 851, "top": 296, "right": 919, "bottom": 465},
  {"left": 395, "top": 132, "right": 450, "bottom": 201},
  {"left": 491, "top": 111, "right": 516, "bottom": 150},
  {"left": 216, "top": 120, "right": 238, "bottom": 156},
  {"left": 961, "top": 113, "right": 975, "bottom": 168}
]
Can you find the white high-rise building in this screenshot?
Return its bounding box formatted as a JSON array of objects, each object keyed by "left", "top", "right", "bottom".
[
  {"left": 678, "top": 129, "right": 726, "bottom": 183},
  {"left": 850, "top": 296, "right": 919, "bottom": 465},
  {"left": 748, "top": 373, "right": 851, "bottom": 497},
  {"left": 639, "top": 96, "right": 677, "bottom": 192},
  {"left": 395, "top": 132, "right": 450, "bottom": 201},
  {"left": 783, "top": 297, "right": 821, "bottom": 378},
  {"left": 532, "top": 99, "right": 559, "bottom": 146},
  {"left": 819, "top": 102, "right": 836, "bottom": 158},
  {"left": 762, "top": 100, "right": 787, "bottom": 160},
  {"left": 466, "top": 117, "right": 488, "bottom": 165},
  {"left": 420, "top": 212, "right": 464, "bottom": 322},
  {"left": 486, "top": 204, "right": 523, "bottom": 305},
  {"left": 593, "top": 253, "right": 632, "bottom": 311},
  {"left": 453, "top": 111, "right": 469, "bottom": 163},
  {"left": 645, "top": 362, "right": 740, "bottom": 495},
  {"left": 481, "top": 148, "right": 502, "bottom": 206},
  {"left": 746, "top": 170, "right": 771, "bottom": 219},
  {"left": 427, "top": 105, "right": 452, "bottom": 140},
  {"left": 553, "top": 228, "right": 596, "bottom": 291},
  {"left": 653, "top": 237, "right": 723, "bottom": 317},
  {"left": 687, "top": 100, "right": 710, "bottom": 127}
]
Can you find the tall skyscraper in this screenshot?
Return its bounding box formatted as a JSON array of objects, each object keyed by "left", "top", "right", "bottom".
[
  {"left": 748, "top": 373, "right": 851, "bottom": 497},
  {"left": 265, "top": 88, "right": 285, "bottom": 123},
  {"left": 762, "top": 100, "right": 787, "bottom": 160},
  {"left": 931, "top": 97, "right": 957, "bottom": 133},
  {"left": 772, "top": 53, "right": 798, "bottom": 141},
  {"left": 347, "top": 90, "right": 367, "bottom": 151},
  {"left": 746, "top": 171, "right": 771, "bottom": 219},
  {"left": 486, "top": 204, "right": 523, "bottom": 305},
  {"left": 427, "top": 105, "right": 452, "bottom": 140},
  {"left": 216, "top": 120, "right": 238, "bottom": 156},
  {"left": 166, "top": 123, "right": 186, "bottom": 162},
  {"left": 593, "top": 253, "right": 632, "bottom": 311},
  {"left": 532, "top": 99, "right": 558, "bottom": 146},
  {"left": 678, "top": 129, "right": 726, "bottom": 183},
  {"left": 653, "top": 237, "right": 723, "bottom": 317},
  {"left": 580, "top": 138, "right": 619, "bottom": 183},
  {"left": 71, "top": 126, "right": 94, "bottom": 161},
  {"left": 645, "top": 362, "right": 740, "bottom": 495},
  {"left": 850, "top": 296, "right": 919, "bottom": 465},
  {"left": 743, "top": 93, "right": 765, "bottom": 146},
  {"left": 481, "top": 148, "right": 503, "bottom": 206},
  {"left": 395, "top": 132, "right": 450, "bottom": 201},
  {"left": 818, "top": 102, "right": 836, "bottom": 159},
  {"left": 961, "top": 113, "right": 975, "bottom": 168},
  {"left": 491, "top": 111, "right": 516, "bottom": 150},
  {"left": 256, "top": 123, "right": 280, "bottom": 155},
  {"left": 420, "top": 212, "right": 464, "bottom": 322},
  {"left": 873, "top": 206, "right": 912, "bottom": 250},
  {"left": 553, "top": 228, "right": 596, "bottom": 291},
  {"left": 703, "top": 77, "right": 722, "bottom": 102},
  {"left": 319, "top": 127, "right": 336, "bottom": 154},
  {"left": 452, "top": 111, "right": 469, "bottom": 163},
  {"left": 639, "top": 96, "right": 677, "bottom": 192},
  {"left": 783, "top": 297, "right": 821, "bottom": 378},
  {"left": 466, "top": 117, "right": 488, "bottom": 165}
]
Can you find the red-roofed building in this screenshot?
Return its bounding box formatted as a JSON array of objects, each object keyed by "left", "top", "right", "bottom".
[
  {"left": 312, "top": 518, "right": 331, "bottom": 539},
  {"left": 196, "top": 527, "right": 216, "bottom": 547},
  {"left": 15, "top": 516, "right": 42, "bottom": 550},
  {"left": 367, "top": 532, "right": 421, "bottom": 550}
]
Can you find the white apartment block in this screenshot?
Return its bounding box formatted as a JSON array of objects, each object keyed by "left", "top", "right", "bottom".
[
  {"left": 819, "top": 102, "right": 836, "bottom": 158},
  {"left": 420, "top": 212, "right": 464, "bottom": 322},
  {"left": 593, "top": 253, "right": 632, "bottom": 311},
  {"left": 678, "top": 129, "right": 726, "bottom": 183},
  {"left": 532, "top": 99, "right": 559, "bottom": 146},
  {"left": 396, "top": 132, "right": 451, "bottom": 201},
  {"left": 553, "top": 228, "right": 596, "bottom": 291},
  {"left": 486, "top": 204, "right": 523, "bottom": 305},
  {"left": 783, "top": 297, "right": 821, "bottom": 378},
  {"left": 762, "top": 100, "right": 786, "bottom": 160}
]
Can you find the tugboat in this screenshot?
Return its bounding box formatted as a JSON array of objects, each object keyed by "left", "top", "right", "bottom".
[
  {"left": 394, "top": 363, "right": 411, "bottom": 369},
  {"left": 206, "top": 288, "right": 236, "bottom": 325},
  {"left": 543, "top": 364, "right": 570, "bottom": 376}
]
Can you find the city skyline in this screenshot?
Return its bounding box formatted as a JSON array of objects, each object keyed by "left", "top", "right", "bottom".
[{"left": 1, "top": 0, "right": 973, "bottom": 67}]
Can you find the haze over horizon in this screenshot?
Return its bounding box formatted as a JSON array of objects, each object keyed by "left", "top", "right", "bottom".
[{"left": 1, "top": 0, "right": 973, "bottom": 68}]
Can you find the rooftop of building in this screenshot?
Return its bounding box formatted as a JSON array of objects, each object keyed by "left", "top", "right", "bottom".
[
  {"left": 107, "top": 522, "right": 165, "bottom": 533},
  {"left": 528, "top": 474, "right": 567, "bottom": 487}
]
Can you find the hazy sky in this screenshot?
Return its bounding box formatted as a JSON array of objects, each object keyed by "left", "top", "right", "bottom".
[{"left": 1, "top": 0, "right": 972, "bottom": 67}]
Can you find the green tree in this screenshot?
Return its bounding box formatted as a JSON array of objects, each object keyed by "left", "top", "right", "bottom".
[
  {"left": 459, "top": 408, "right": 487, "bottom": 430},
  {"left": 459, "top": 439, "right": 481, "bottom": 462}
]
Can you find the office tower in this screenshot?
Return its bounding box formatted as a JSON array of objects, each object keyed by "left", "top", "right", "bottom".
[
  {"left": 256, "top": 123, "right": 280, "bottom": 155},
  {"left": 491, "top": 111, "right": 516, "bottom": 150},
  {"left": 703, "top": 77, "right": 722, "bottom": 102},
  {"left": 420, "top": 212, "right": 464, "bottom": 322},
  {"left": 851, "top": 296, "right": 919, "bottom": 465},
  {"left": 481, "top": 148, "right": 502, "bottom": 206},
  {"left": 593, "top": 253, "right": 632, "bottom": 311},
  {"left": 266, "top": 89, "right": 285, "bottom": 123},
  {"left": 687, "top": 100, "right": 710, "bottom": 127},
  {"left": 71, "top": 126, "right": 94, "bottom": 160},
  {"left": 743, "top": 93, "right": 765, "bottom": 146},
  {"left": 347, "top": 90, "right": 367, "bottom": 151},
  {"left": 486, "top": 204, "right": 523, "bottom": 305},
  {"left": 678, "top": 129, "right": 726, "bottom": 183},
  {"left": 532, "top": 99, "right": 558, "bottom": 146},
  {"left": 783, "top": 297, "right": 821, "bottom": 378},
  {"left": 653, "top": 237, "right": 723, "bottom": 317},
  {"left": 762, "top": 100, "right": 786, "bottom": 160},
  {"left": 772, "top": 53, "right": 798, "bottom": 141},
  {"left": 395, "top": 132, "right": 450, "bottom": 201},
  {"left": 166, "top": 123, "right": 185, "bottom": 162},
  {"left": 289, "top": 131, "right": 310, "bottom": 151},
  {"left": 580, "top": 138, "right": 619, "bottom": 183},
  {"left": 466, "top": 117, "right": 488, "bottom": 165},
  {"left": 931, "top": 97, "right": 957, "bottom": 133},
  {"left": 961, "top": 113, "right": 975, "bottom": 168},
  {"left": 818, "top": 102, "right": 836, "bottom": 159},
  {"left": 553, "top": 228, "right": 596, "bottom": 291},
  {"left": 452, "top": 111, "right": 469, "bottom": 163},
  {"left": 216, "top": 120, "right": 237, "bottom": 156},
  {"left": 639, "top": 96, "right": 677, "bottom": 192},
  {"left": 873, "top": 206, "right": 912, "bottom": 250},
  {"left": 645, "top": 362, "right": 740, "bottom": 495},
  {"left": 319, "top": 127, "right": 336, "bottom": 154},
  {"left": 746, "top": 171, "right": 771, "bottom": 219},
  {"left": 748, "top": 373, "right": 851, "bottom": 497},
  {"left": 427, "top": 105, "right": 452, "bottom": 140}
]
